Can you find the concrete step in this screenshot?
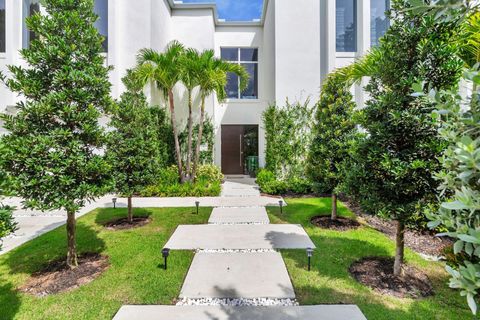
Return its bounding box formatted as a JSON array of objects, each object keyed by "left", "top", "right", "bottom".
[
  {"left": 209, "top": 207, "right": 270, "bottom": 224},
  {"left": 165, "top": 224, "right": 316, "bottom": 250},
  {"left": 180, "top": 252, "right": 294, "bottom": 299},
  {"left": 113, "top": 305, "right": 368, "bottom": 320}
]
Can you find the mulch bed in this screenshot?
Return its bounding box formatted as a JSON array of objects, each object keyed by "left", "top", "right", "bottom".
[
  {"left": 19, "top": 253, "right": 109, "bottom": 297},
  {"left": 341, "top": 198, "right": 453, "bottom": 257},
  {"left": 103, "top": 216, "right": 151, "bottom": 230},
  {"left": 349, "top": 257, "right": 434, "bottom": 299},
  {"left": 310, "top": 216, "right": 360, "bottom": 231}
]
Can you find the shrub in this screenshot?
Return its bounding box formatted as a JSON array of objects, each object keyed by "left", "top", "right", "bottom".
[
  {"left": 261, "top": 180, "right": 288, "bottom": 195},
  {"left": 256, "top": 169, "right": 275, "bottom": 187},
  {"left": 0, "top": 205, "right": 16, "bottom": 249},
  {"left": 196, "top": 164, "right": 224, "bottom": 183},
  {"left": 288, "top": 178, "right": 312, "bottom": 195}
]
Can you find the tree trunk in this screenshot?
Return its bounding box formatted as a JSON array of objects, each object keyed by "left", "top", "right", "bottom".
[
  {"left": 186, "top": 90, "right": 193, "bottom": 180},
  {"left": 193, "top": 97, "right": 206, "bottom": 181},
  {"left": 66, "top": 209, "right": 78, "bottom": 269},
  {"left": 168, "top": 90, "right": 185, "bottom": 183},
  {"left": 331, "top": 193, "right": 338, "bottom": 220},
  {"left": 393, "top": 220, "right": 405, "bottom": 276},
  {"left": 127, "top": 197, "right": 133, "bottom": 223}
]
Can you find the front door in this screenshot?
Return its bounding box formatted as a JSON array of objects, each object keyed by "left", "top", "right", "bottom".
[{"left": 221, "top": 125, "right": 259, "bottom": 175}]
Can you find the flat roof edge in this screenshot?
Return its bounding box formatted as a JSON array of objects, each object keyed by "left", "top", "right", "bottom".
[{"left": 167, "top": 0, "right": 269, "bottom": 26}]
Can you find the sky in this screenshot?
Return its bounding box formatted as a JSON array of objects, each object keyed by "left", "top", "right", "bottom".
[{"left": 182, "top": 0, "right": 264, "bottom": 21}]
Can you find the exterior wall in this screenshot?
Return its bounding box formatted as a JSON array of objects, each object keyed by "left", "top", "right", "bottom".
[{"left": 0, "top": 0, "right": 381, "bottom": 169}]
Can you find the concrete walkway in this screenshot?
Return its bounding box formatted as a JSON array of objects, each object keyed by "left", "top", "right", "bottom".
[{"left": 114, "top": 176, "right": 367, "bottom": 319}]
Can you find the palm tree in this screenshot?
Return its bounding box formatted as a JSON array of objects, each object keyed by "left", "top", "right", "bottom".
[
  {"left": 179, "top": 48, "right": 202, "bottom": 180},
  {"left": 135, "top": 41, "right": 186, "bottom": 182},
  {"left": 192, "top": 50, "right": 249, "bottom": 179}
]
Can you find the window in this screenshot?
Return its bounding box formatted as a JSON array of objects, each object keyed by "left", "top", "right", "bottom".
[
  {"left": 22, "top": 0, "right": 40, "bottom": 49},
  {"left": 371, "top": 0, "right": 390, "bottom": 46},
  {"left": 336, "top": 0, "right": 357, "bottom": 52},
  {"left": 0, "top": 0, "right": 5, "bottom": 53},
  {"left": 94, "top": 0, "right": 108, "bottom": 52},
  {"left": 221, "top": 48, "right": 258, "bottom": 99}
]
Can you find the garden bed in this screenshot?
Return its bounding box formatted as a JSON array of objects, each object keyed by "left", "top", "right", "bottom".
[
  {"left": 310, "top": 216, "right": 360, "bottom": 231},
  {"left": 103, "top": 216, "right": 151, "bottom": 230},
  {"left": 19, "top": 253, "right": 109, "bottom": 297},
  {"left": 349, "top": 257, "right": 434, "bottom": 299}
]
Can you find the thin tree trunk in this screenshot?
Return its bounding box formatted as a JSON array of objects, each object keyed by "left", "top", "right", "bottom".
[
  {"left": 331, "top": 193, "right": 338, "bottom": 220},
  {"left": 127, "top": 197, "right": 133, "bottom": 223},
  {"left": 193, "top": 97, "right": 206, "bottom": 181},
  {"left": 186, "top": 90, "right": 193, "bottom": 180},
  {"left": 168, "top": 90, "right": 185, "bottom": 183},
  {"left": 66, "top": 209, "right": 78, "bottom": 269},
  {"left": 393, "top": 220, "right": 405, "bottom": 276}
]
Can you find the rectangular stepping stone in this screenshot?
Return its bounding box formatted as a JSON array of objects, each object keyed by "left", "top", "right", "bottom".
[
  {"left": 113, "top": 305, "right": 368, "bottom": 320},
  {"left": 180, "top": 252, "right": 294, "bottom": 299},
  {"left": 209, "top": 207, "right": 270, "bottom": 224},
  {"left": 165, "top": 224, "right": 315, "bottom": 250}
]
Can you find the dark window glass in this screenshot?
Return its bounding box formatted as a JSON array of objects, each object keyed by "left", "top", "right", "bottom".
[
  {"left": 240, "top": 48, "right": 258, "bottom": 62},
  {"left": 226, "top": 72, "right": 239, "bottom": 99},
  {"left": 23, "top": 0, "right": 40, "bottom": 49},
  {"left": 221, "top": 48, "right": 238, "bottom": 62},
  {"left": 241, "top": 63, "right": 258, "bottom": 99},
  {"left": 94, "top": 0, "right": 108, "bottom": 52},
  {"left": 0, "top": 0, "right": 5, "bottom": 53},
  {"left": 336, "top": 0, "right": 357, "bottom": 52},
  {"left": 371, "top": 0, "right": 390, "bottom": 46}
]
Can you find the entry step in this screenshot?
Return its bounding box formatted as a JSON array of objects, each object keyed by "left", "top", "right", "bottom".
[
  {"left": 113, "top": 305, "right": 367, "bottom": 320},
  {"left": 165, "top": 224, "right": 316, "bottom": 250}
]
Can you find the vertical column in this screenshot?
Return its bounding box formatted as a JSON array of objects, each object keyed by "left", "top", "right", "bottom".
[
  {"left": 320, "top": 0, "right": 336, "bottom": 82},
  {"left": 355, "top": 0, "right": 371, "bottom": 109}
]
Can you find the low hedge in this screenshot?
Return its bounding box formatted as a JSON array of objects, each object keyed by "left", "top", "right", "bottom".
[{"left": 256, "top": 169, "right": 312, "bottom": 195}]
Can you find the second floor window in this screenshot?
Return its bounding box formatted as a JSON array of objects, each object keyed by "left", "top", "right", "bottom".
[
  {"left": 336, "top": 0, "right": 357, "bottom": 52},
  {"left": 221, "top": 48, "right": 258, "bottom": 100},
  {"left": 23, "top": 0, "right": 40, "bottom": 49},
  {"left": 94, "top": 0, "right": 108, "bottom": 52},
  {"left": 0, "top": 0, "right": 5, "bottom": 53},
  {"left": 371, "top": 0, "right": 390, "bottom": 46}
]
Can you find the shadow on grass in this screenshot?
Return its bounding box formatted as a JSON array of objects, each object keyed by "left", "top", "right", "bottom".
[
  {"left": 93, "top": 207, "right": 154, "bottom": 227},
  {"left": 0, "top": 219, "right": 106, "bottom": 320}
]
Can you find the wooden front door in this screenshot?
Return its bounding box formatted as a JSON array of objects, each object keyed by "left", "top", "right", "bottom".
[{"left": 221, "top": 125, "right": 245, "bottom": 174}]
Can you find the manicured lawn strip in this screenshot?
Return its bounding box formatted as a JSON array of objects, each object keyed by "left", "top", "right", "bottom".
[
  {"left": 0, "top": 207, "right": 211, "bottom": 320},
  {"left": 267, "top": 198, "right": 470, "bottom": 320}
]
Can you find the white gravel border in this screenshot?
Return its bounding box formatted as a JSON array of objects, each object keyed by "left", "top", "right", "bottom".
[{"left": 176, "top": 297, "right": 299, "bottom": 307}]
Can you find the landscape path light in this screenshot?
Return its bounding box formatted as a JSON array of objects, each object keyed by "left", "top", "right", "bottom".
[
  {"left": 112, "top": 197, "right": 117, "bottom": 209},
  {"left": 279, "top": 200, "right": 284, "bottom": 215},
  {"left": 162, "top": 248, "right": 170, "bottom": 270},
  {"left": 307, "top": 247, "right": 314, "bottom": 271},
  {"left": 195, "top": 201, "right": 200, "bottom": 214}
]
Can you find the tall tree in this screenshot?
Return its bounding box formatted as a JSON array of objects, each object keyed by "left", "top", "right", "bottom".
[
  {"left": 307, "top": 68, "right": 355, "bottom": 220},
  {"left": 343, "top": 0, "right": 463, "bottom": 276},
  {"left": 179, "top": 48, "right": 201, "bottom": 180},
  {"left": 135, "top": 41, "right": 186, "bottom": 182},
  {"left": 106, "top": 71, "right": 166, "bottom": 222},
  {"left": 0, "top": 0, "right": 113, "bottom": 268},
  {"left": 192, "top": 50, "right": 249, "bottom": 179}
]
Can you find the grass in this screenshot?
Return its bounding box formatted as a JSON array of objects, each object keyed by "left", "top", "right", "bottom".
[
  {"left": 267, "top": 197, "right": 471, "bottom": 320},
  {"left": 0, "top": 206, "right": 211, "bottom": 320}
]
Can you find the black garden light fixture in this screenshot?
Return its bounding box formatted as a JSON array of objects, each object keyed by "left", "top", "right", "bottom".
[
  {"left": 279, "top": 200, "right": 284, "bottom": 214},
  {"left": 195, "top": 201, "right": 200, "bottom": 214},
  {"left": 307, "top": 247, "right": 314, "bottom": 271},
  {"left": 112, "top": 197, "right": 117, "bottom": 209},
  {"left": 162, "top": 248, "right": 170, "bottom": 270}
]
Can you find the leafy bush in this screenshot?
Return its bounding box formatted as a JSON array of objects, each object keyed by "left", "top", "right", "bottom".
[
  {"left": 0, "top": 205, "right": 16, "bottom": 249},
  {"left": 256, "top": 169, "right": 312, "bottom": 195},
  {"left": 256, "top": 169, "right": 275, "bottom": 187},
  {"left": 196, "top": 164, "right": 224, "bottom": 183},
  {"left": 260, "top": 180, "right": 288, "bottom": 195},
  {"left": 140, "top": 164, "right": 223, "bottom": 197},
  {"left": 288, "top": 178, "right": 313, "bottom": 194},
  {"left": 263, "top": 101, "right": 314, "bottom": 180}
]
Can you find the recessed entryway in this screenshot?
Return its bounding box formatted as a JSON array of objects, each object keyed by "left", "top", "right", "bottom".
[{"left": 221, "top": 125, "right": 259, "bottom": 175}]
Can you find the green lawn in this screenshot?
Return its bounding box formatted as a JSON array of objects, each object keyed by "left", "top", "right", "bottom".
[
  {"left": 267, "top": 198, "right": 471, "bottom": 320},
  {"left": 0, "top": 207, "right": 211, "bottom": 320}
]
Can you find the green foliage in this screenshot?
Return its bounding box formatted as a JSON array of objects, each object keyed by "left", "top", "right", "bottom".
[
  {"left": 307, "top": 70, "right": 356, "bottom": 194},
  {"left": 256, "top": 169, "right": 312, "bottom": 195},
  {"left": 263, "top": 100, "right": 314, "bottom": 180},
  {"left": 180, "top": 117, "right": 215, "bottom": 165},
  {"left": 106, "top": 71, "right": 167, "bottom": 198},
  {"left": 149, "top": 105, "right": 176, "bottom": 166},
  {"left": 256, "top": 169, "right": 275, "bottom": 187},
  {"left": 140, "top": 164, "right": 222, "bottom": 197},
  {"left": 0, "top": 205, "right": 16, "bottom": 249},
  {"left": 0, "top": 0, "right": 113, "bottom": 214}
]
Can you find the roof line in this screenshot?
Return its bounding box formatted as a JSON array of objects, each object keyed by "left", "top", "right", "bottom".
[{"left": 167, "top": 0, "right": 269, "bottom": 27}]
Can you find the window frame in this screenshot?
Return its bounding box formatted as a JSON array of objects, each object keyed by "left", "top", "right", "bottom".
[
  {"left": 335, "top": 0, "right": 358, "bottom": 53},
  {"left": 0, "top": 0, "right": 5, "bottom": 54},
  {"left": 221, "top": 47, "right": 259, "bottom": 101},
  {"left": 22, "top": 0, "right": 40, "bottom": 49}
]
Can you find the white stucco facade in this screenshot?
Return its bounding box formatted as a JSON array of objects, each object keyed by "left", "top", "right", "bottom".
[{"left": 0, "top": 0, "right": 388, "bottom": 173}]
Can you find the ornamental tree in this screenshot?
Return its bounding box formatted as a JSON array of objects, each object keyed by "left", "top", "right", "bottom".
[
  {"left": 106, "top": 71, "right": 166, "bottom": 222},
  {"left": 343, "top": 0, "right": 463, "bottom": 276},
  {"left": 307, "top": 69, "right": 355, "bottom": 219},
  {"left": 0, "top": 0, "right": 112, "bottom": 268}
]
